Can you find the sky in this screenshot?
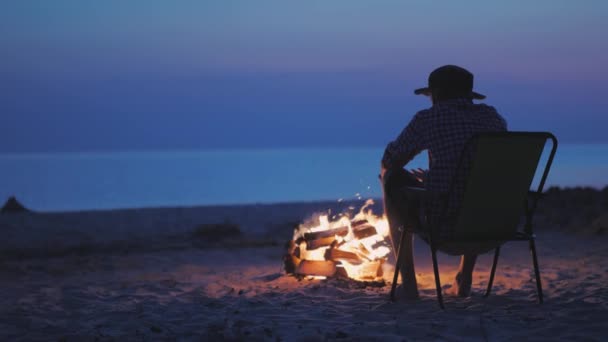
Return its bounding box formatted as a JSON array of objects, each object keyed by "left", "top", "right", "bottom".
[{"left": 1, "top": 0, "right": 607, "bottom": 152}]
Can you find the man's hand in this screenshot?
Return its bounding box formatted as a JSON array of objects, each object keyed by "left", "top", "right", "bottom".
[{"left": 409, "top": 168, "right": 427, "bottom": 184}]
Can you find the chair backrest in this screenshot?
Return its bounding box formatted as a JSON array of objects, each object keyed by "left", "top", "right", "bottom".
[{"left": 450, "top": 132, "right": 555, "bottom": 241}]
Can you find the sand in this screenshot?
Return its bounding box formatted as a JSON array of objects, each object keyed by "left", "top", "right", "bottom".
[{"left": 1, "top": 195, "right": 607, "bottom": 340}]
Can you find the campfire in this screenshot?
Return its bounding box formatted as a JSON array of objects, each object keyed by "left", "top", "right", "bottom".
[{"left": 284, "top": 200, "right": 392, "bottom": 283}]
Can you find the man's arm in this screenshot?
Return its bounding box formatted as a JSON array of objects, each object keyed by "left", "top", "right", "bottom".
[{"left": 381, "top": 112, "right": 426, "bottom": 173}]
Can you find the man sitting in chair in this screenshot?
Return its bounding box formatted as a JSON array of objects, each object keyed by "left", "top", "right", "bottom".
[{"left": 381, "top": 65, "right": 507, "bottom": 299}]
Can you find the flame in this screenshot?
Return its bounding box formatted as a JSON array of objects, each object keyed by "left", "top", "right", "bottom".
[{"left": 292, "top": 199, "right": 391, "bottom": 282}]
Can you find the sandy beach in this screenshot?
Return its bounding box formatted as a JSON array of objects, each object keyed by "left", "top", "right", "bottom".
[
  {"left": 4, "top": 1, "right": 608, "bottom": 340},
  {"left": 1, "top": 188, "right": 607, "bottom": 341}
]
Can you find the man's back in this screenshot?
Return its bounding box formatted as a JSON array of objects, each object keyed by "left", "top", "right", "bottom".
[{"left": 382, "top": 98, "right": 507, "bottom": 228}]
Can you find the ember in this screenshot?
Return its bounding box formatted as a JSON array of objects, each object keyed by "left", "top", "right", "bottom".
[{"left": 284, "top": 200, "right": 391, "bottom": 282}]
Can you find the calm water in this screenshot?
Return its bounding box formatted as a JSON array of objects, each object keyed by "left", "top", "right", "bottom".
[{"left": 1, "top": 144, "right": 607, "bottom": 212}]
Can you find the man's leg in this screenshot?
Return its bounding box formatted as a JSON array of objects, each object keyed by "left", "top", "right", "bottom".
[
  {"left": 447, "top": 254, "right": 477, "bottom": 297},
  {"left": 382, "top": 169, "right": 422, "bottom": 299},
  {"left": 394, "top": 230, "right": 419, "bottom": 299}
]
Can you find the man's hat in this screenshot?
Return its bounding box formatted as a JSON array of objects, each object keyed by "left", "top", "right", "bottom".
[{"left": 414, "top": 65, "right": 486, "bottom": 100}]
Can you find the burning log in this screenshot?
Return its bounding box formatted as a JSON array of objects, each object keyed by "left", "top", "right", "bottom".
[
  {"left": 305, "top": 237, "right": 336, "bottom": 250},
  {"left": 324, "top": 248, "right": 362, "bottom": 264},
  {"left": 351, "top": 220, "right": 378, "bottom": 240},
  {"left": 283, "top": 240, "right": 302, "bottom": 274},
  {"left": 303, "top": 226, "right": 349, "bottom": 241},
  {"left": 303, "top": 226, "right": 348, "bottom": 250},
  {"left": 295, "top": 260, "right": 337, "bottom": 277},
  {"left": 285, "top": 199, "right": 391, "bottom": 283},
  {"left": 304, "top": 227, "right": 348, "bottom": 250},
  {"left": 352, "top": 260, "right": 385, "bottom": 280}
]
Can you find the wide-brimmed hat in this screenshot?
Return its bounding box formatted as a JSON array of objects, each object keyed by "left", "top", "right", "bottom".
[{"left": 414, "top": 65, "right": 486, "bottom": 100}]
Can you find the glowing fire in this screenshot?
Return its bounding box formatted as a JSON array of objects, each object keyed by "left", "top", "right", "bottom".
[{"left": 287, "top": 200, "right": 391, "bottom": 282}]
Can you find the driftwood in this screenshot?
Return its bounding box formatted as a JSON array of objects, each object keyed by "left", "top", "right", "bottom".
[{"left": 295, "top": 260, "right": 337, "bottom": 277}]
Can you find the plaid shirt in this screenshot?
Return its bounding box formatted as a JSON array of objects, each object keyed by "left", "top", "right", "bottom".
[{"left": 382, "top": 98, "right": 507, "bottom": 237}]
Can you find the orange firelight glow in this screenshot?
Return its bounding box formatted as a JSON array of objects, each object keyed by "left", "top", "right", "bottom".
[{"left": 291, "top": 200, "right": 392, "bottom": 282}]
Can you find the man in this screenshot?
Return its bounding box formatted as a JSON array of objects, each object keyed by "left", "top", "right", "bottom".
[{"left": 381, "top": 65, "right": 507, "bottom": 299}]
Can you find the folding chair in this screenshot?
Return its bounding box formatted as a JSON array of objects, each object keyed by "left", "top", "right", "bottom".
[{"left": 389, "top": 132, "right": 558, "bottom": 309}]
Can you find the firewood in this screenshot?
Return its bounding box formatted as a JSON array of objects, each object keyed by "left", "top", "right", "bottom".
[
  {"left": 303, "top": 226, "right": 348, "bottom": 241},
  {"left": 295, "top": 260, "right": 337, "bottom": 277},
  {"left": 283, "top": 253, "right": 301, "bottom": 274},
  {"left": 324, "top": 248, "right": 362, "bottom": 264},
  {"left": 351, "top": 219, "right": 368, "bottom": 227},
  {"left": 305, "top": 236, "right": 336, "bottom": 250},
  {"left": 358, "top": 242, "right": 371, "bottom": 257},
  {"left": 355, "top": 260, "right": 384, "bottom": 280},
  {"left": 351, "top": 220, "right": 377, "bottom": 239},
  {"left": 335, "top": 267, "right": 349, "bottom": 278},
  {"left": 294, "top": 246, "right": 301, "bottom": 259},
  {"left": 283, "top": 241, "right": 302, "bottom": 274}
]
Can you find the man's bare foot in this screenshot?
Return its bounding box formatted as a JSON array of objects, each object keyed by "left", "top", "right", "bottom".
[
  {"left": 396, "top": 283, "right": 420, "bottom": 300},
  {"left": 445, "top": 272, "right": 472, "bottom": 297}
]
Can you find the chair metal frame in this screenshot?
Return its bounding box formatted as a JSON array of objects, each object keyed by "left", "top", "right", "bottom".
[{"left": 389, "top": 132, "right": 558, "bottom": 309}]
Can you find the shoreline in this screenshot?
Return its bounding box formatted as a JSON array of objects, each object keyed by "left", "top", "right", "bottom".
[
  {"left": 4, "top": 185, "right": 608, "bottom": 215},
  {"left": 1, "top": 186, "right": 607, "bottom": 259},
  {"left": 0, "top": 198, "right": 381, "bottom": 260}
]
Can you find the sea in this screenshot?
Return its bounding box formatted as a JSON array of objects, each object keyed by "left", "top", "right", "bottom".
[{"left": 1, "top": 144, "right": 607, "bottom": 212}]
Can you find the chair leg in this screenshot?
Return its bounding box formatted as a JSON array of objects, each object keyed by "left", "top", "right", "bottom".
[
  {"left": 430, "top": 247, "right": 445, "bottom": 309},
  {"left": 390, "top": 227, "right": 407, "bottom": 301},
  {"left": 529, "top": 238, "right": 544, "bottom": 304},
  {"left": 485, "top": 247, "right": 500, "bottom": 297}
]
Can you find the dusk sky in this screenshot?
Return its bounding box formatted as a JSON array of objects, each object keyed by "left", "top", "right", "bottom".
[{"left": 1, "top": 1, "right": 607, "bottom": 152}]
